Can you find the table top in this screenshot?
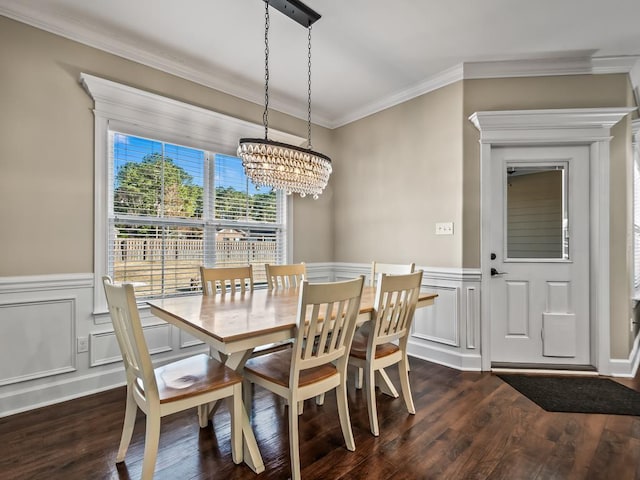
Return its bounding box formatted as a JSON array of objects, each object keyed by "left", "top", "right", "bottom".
[{"left": 147, "top": 286, "right": 437, "bottom": 345}]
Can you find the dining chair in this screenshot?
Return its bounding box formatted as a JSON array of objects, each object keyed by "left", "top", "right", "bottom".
[
  {"left": 200, "top": 265, "right": 254, "bottom": 296},
  {"left": 260, "top": 263, "right": 307, "bottom": 357},
  {"left": 102, "top": 276, "right": 243, "bottom": 480},
  {"left": 356, "top": 261, "right": 417, "bottom": 388},
  {"left": 370, "top": 261, "right": 416, "bottom": 286},
  {"left": 265, "top": 262, "right": 306, "bottom": 290},
  {"left": 348, "top": 270, "right": 423, "bottom": 436},
  {"left": 242, "top": 276, "right": 365, "bottom": 480}
]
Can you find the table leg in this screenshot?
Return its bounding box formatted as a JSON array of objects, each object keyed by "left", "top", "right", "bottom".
[
  {"left": 240, "top": 404, "right": 265, "bottom": 473},
  {"left": 222, "top": 350, "right": 265, "bottom": 474}
]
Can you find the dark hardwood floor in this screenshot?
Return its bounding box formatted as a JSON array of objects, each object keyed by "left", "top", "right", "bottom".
[{"left": 3, "top": 359, "right": 640, "bottom": 480}]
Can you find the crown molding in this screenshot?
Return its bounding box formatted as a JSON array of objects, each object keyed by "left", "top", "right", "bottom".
[
  {"left": 2, "top": 2, "right": 639, "bottom": 130},
  {"left": 463, "top": 55, "right": 640, "bottom": 79},
  {"left": 0, "top": 2, "right": 329, "bottom": 127},
  {"left": 329, "top": 63, "right": 464, "bottom": 128},
  {"left": 328, "top": 56, "right": 640, "bottom": 128}
]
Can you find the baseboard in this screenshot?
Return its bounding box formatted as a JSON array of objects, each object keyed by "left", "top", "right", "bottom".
[
  {"left": 0, "top": 366, "right": 125, "bottom": 418},
  {"left": 0, "top": 350, "right": 202, "bottom": 418},
  {"left": 408, "top": 340, "right": 482, "bottom": 371},
  {"left": 608, "top": 332, "right": 640, "bottom": 377}
]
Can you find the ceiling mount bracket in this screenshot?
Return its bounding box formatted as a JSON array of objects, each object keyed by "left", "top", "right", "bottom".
[{"left": 265, "top": 0, "right": 321, "bottom": 27}]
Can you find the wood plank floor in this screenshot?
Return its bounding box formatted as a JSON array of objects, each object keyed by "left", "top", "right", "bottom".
[{"left": 3, "top": 359, "right": 640, "bottom": 479}]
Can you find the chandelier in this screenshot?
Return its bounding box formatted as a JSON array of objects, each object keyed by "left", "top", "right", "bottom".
[{"left": 238, "top": 0, "right": 332, "bottom": 199}]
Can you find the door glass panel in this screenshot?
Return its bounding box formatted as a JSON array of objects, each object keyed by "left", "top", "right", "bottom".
[{"left": 506, "top": 165, "right": 568, "bottom": 259}]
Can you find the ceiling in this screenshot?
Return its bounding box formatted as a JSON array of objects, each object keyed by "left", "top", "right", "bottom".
[{"left": 2, "top": 0, "right": 640, "bottom": 128}]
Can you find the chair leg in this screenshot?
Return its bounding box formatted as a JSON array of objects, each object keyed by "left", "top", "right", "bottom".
[
  {"left": 376, "top": 368, "right": 399, "bottom": 398},
  {"left": 288, "top": 395, "right": 301, "bottom": 480},
  {"left": 315, "top": 393, "right": 325, "bottom": 406},
  {"left": 141, "top": 413, "right": 161, "bottom": 480},
  {"left": 355, "top": 367, "right": 363, "bottom": 389},
  {"left": 365, "top": 366, "right": 380, "bottom": 437},
  {"left": 230, "top": 384, "right": 244, "bottom": 464},
  {"left": 336, "top": 383, "right": 355, "bottom": 451},
  {"left": 399, "top": 357, "right": 415, "bottom": 414},
  {"left": 116, "top": 387, "right": 137, "bottom": 463}
]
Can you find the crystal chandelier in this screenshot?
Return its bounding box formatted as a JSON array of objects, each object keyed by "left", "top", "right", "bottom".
[{"left": 238, "top": 0, "right": 332, "bottom": 199}]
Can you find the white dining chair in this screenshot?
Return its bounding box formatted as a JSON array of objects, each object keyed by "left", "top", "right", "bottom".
[
  {"left": 370, "top": 261, "right": 416, "bottom": 287},
  {"left": 200, "top": 265, "right": 254, "bottom": 296},
  {"left": 356, "top": 261, "right": 417, "bottom": 388},
  {"left": 265, "top": 262, "right": 306, "bottom": 290},
  {"left": 348, "top": 270, "right": 423, "bottom": 436},
  {"left": 102, "top": 276, "right": 243, "bottom": 480},
  {"left": 242, "top": 276, "right": 365, "bottom": 480}
]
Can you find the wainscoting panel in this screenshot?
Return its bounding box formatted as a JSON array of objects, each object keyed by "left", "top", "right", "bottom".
[
  {"left": 0, "top": 297, "right": 76, "bottom": 386},
  {"left": 179, "top": 329, "right": 206, "bottom": 349},
  {"left": 412, "top": 286, "right": 459, "bottom": 347},
  {"left": 90, "top": 323, "right": 173, "bottom": 367}
]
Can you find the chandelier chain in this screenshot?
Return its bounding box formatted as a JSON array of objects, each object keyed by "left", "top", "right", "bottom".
[
  {"left": 307, "top": 25, "right": 312, "bottom": 149},
  {"left": 263, "top": 0, "right": 270, "bottom": 139},
  {"left": 237, "top": 0, "right": 331, "bottom": 200}
]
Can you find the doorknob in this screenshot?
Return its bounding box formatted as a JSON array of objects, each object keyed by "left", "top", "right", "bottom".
[{"left": 490, "top": 267, "right": 507, "bottom": 277}]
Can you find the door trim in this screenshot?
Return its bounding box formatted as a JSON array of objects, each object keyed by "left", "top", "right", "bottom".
[{"left": 470, "top": 107, "right": 635, "bottom": 373}]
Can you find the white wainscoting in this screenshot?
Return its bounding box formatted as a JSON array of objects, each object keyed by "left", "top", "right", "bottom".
[
  {"left": 9, "top": 264, "right": 638, "bottom": 416},
  {"left": 0, "top": 274, "right": 208, "bottom": 418},
  {"left": 333, "top": 263, "right": 482, "bottom": 371},
  {"left": 0, "top": 266, "right": 337, "bottom": 418}
]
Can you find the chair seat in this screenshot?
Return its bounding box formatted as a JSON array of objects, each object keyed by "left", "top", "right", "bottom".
[
  {"left": 151, "top": 353, "right": 242, "bottom": 403},
  {"left": 244, "top": 349, "right": 338, "bottom": 388},
  {"left": 349, "top": 333, "right": 400, "bottom": 360}
]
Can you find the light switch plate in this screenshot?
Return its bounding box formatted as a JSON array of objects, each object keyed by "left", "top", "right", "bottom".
[{"left": 435, "top": 222, "right": 454, "bottom": 235}]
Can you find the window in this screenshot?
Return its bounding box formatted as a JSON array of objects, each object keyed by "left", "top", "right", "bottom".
[
  {"left": 633, "top": 119, "right": 640, "bottom": 297},
  {"left": 81, "top": 73, "right": 303, "bottom": 310},
  {"left": 109, "top": 133, "right": 285, "bottom": 298}
]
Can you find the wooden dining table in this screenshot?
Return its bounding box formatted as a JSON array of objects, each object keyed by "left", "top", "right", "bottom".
[{"left": 148, "top": 285, "right": 437, "bottom": 474}]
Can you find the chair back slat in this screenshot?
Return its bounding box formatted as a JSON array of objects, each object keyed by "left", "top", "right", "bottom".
[
  {"left": 265, "top": 263, "right": 306, "bottom": 290},
  {"left": 292, "top": 276, "right": 365, "bottom": 377},
  {"left": 373, "top": 271, "right": 423, "bottom": 345},
  {"left": 200, "top": 265, "right": 254, "bottom": 296},
  {"left": 102, "top": 276, "right": 158, "bottom": 401}
]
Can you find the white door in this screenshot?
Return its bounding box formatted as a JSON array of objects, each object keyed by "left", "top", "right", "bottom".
[{"left": 489, "top": 145, "right": 591, "bottom": 366}]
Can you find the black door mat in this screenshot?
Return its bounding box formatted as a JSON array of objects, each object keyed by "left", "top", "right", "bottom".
[{"left": 498, "top": 374, "right": 640, "bottom": 415}]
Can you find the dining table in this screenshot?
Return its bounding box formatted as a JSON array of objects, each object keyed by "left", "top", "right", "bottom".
[{"left": 147, "top": 284, "right": 437, "bottom": 474}]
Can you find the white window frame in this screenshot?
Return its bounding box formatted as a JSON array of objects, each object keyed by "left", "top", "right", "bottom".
[
  {"left": 633, "top": 119, "right": 640, "bottom": 300},
  {"left": 81, "top": 73, "right": 301, "bottom": 313}
]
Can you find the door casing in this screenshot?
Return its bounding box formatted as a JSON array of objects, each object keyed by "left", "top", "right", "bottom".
[{"left": 470, "top": 108, "right": 634, "bottom": 374}]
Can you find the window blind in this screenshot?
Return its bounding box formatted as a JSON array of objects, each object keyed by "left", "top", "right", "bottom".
[{"left": 109, "top": 132, "right": 285, "bottom": 298}]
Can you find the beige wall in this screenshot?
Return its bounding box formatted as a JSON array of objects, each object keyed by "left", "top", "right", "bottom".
[
  {"left": 0, "top": 16, "right": 333, "bottom": 276},
  {"left": 332, "top": 82, "right": 464, "bottom": 266}
]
